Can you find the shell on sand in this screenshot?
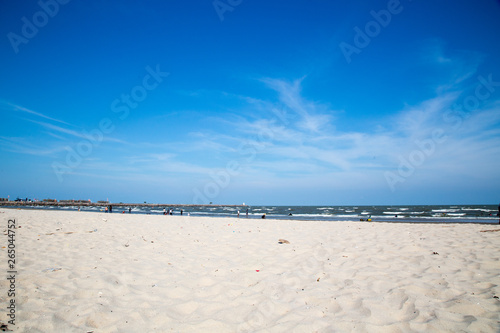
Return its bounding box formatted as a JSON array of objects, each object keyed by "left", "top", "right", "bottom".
[{"left": 278, "top": 239, "right": 290, "bottom": 244}]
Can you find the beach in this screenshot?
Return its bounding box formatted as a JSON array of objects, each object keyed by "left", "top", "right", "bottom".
[{"left": 1, "top": 209, "right": 500, "bottom": 332}]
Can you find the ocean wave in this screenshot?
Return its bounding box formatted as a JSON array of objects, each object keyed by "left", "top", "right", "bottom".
[
  {"left": 331, "top": 214, "right": 359, "bottom": 218},
  {"left": 288, "top": 213, "right": 329, "bottom": 217},
  {"left": 461, "top": 207, "right": 495, "bottom": 212},
  {"left": 432, "top": 209, "right": 459, "bottom": 213}
]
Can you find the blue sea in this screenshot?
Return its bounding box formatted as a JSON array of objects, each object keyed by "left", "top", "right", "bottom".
[{"left": 15, "top": 204, "right": 500, "bottom": 224}]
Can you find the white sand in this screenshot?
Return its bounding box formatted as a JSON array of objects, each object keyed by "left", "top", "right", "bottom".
[{"left": 1, "top": 208, "right": 500, "bottom": 332}]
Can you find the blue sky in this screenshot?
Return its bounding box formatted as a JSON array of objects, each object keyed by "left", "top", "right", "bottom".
[{"left": 1, "top": 0, "right": 499, "bottom": 205}]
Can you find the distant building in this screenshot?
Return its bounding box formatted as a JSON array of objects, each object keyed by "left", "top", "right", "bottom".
[
  {"left": 0, "top": 198, "right": 8, "bottom": 202},
  {"left": 43, "top": 199, "right": 57, "bottom": 203}
]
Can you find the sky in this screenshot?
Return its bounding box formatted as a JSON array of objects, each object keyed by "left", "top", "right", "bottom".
[{"left": 0, "top": 0, "right": 500, "bottom": 206}]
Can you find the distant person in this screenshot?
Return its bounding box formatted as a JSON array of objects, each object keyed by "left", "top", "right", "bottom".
[
  {"left": 246, "top": 208, "right": 249, "bottom": 217},
  {"left": 237, "top": 210, "right": 240, "bottom": 218},
  {"left": 129, "top": 207, "right": 132, "bottom": 213},
  {"left": 261, "top": 214, "right": 266, "bottom": 219},
  {"left": 163, "top": 208, "right": 166, "bottom": 215},
  {"left": 170, "top": 209, "right": 173, "bottom": 215},
  {"left": 109, "top": 205, "right": 112, "bottom": 213},
  {"left": 180, "top": 209, "right": 183, "bottom": 215},
  {"left": 105, "top": 206, "right": 108, "bottom": 213}
]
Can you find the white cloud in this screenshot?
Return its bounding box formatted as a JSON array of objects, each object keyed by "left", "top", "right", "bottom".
[
  {"left": 0, "top": 100, "right": 71, "bottom": 126},
  {"left": 0, "top": 136, "right": 68, "bottom": 156},
  {"left": 261, "top": 77, "right": 336, "bottom": 133},
  {"left": 184, "top": 72, "right": 500, "bottom": 197}
]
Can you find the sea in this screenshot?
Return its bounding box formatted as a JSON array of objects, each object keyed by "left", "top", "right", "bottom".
[{"left": 14, "top": 204, "right": 500, "bottom": 224}]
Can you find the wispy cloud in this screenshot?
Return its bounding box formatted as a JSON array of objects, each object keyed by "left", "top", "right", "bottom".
[
  {"left": 185, "top": 68, "right": 500, "bottom": 193},
  {"left": 0, "top": 100, "right": 72, "bottom": 126},
  {"left": 0, "top": 99, "right": 131, "bottom": 163},
  {"left": 26, "top": 119, "right": 128, "bottom": 145},
  {"left": 261, "top": 77, "right": 337, "bottom": 133},
  {"left": 420, "top": 39, "right": 486, "bottom": 92},
  {"left": 28, "top": 120, "right": 88, "bottom": 139},
  {"left": 0, "top": 136, "right": 68, "bottom": 156}
]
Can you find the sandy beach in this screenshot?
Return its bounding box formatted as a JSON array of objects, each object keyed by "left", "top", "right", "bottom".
[{"left": 1, "top": 208, "right": 500, "bottom": 332}]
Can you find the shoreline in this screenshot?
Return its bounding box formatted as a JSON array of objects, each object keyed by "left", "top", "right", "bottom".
[{"left": 2, "top": 205, "right": 498, "bottom": 225}]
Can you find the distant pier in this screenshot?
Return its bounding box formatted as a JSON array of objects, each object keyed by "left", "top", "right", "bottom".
[{"left": 0, "top": 201, "right": 247, "bottom": 208}]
